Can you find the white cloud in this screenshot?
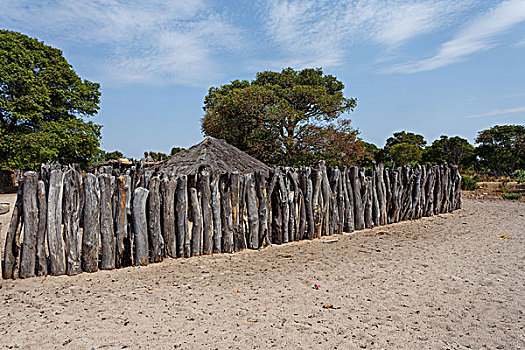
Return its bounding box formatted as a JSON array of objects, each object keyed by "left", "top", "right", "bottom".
[
  {"left": 262, "top": 0, "right": 472, "bottom": 68},
  {"left": 387, "top": 0, "right": 525, "bottom": 73},
  {"left": 464, "top": 105, "right": 525, "bottom": 118},
  {"left": 0, "top": 0, "right": 243, "bottom": 86}
]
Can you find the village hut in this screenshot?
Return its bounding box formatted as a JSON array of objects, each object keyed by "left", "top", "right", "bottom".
[{"left": 159, "top": 137, "right": 271, "bottom": 176}]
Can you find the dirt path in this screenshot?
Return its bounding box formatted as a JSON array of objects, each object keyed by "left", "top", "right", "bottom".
[{"left": 1, "top": 199, "right": 524, "bottom": 349}]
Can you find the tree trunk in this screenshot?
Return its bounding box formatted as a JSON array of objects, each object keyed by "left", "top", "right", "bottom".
[
  {"left": 175, "top": 175, "right": 189, "bottom": 258},
  {"left": 132, "top": 187, "right": 149, "bottom": 266},
  {"left": 98, "top": 174, "right": 115, "bottom": 270},
  {"left": 82, "top": 173, "right": 100, "bottom": 273},
  {"left": 35, "top": 180, "right": 48, "bottom": 276},
  {"left": 47, "top": 169, "right": 66, "bottom": 276},
  {"left": 19, "top": 172, "right": 38, "bottom": 278},
  {"left": 63, "top": 169, "right": 82, "bottom": 276}
]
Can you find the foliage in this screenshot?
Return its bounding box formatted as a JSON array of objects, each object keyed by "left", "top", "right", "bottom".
[
  {"left": 423, "top": 135, "right": 475, "bottom": 167},
  {"left": 377, "top": 131, "right": 426, "bottom": 166},
  {"left": 0, "top": 30, "right": 101, "bottom": 170},
  {"left": 512, "top": 169, "right": 525, "bottom": 184},
  {"left": 475, "top": 125, "right": 525, "bottom": 176},
  {"left": 501, "top": 193, "right": 522, "bottom": 200},
  {"left": 170, "top": 147, "right": 185, "bottom": 156},
  {"left": 299, "top": 119, "right": 370, "bottom": 167},
  {"left": 461, "top": 175, "right": 478, "bottom": 191},
  {"left": 201, "top": 67, "right": 360, "bottom": 166},
  {"left": 144, "top": 151, "right": 168, "bottom": 162},
  {"left": 94, "top": 150, "right": 124, "bottom": 163}
]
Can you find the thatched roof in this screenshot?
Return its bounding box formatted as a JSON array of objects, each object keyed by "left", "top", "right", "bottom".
[{"left": 160, "top": 137, "right": 271, "bottom": 176}]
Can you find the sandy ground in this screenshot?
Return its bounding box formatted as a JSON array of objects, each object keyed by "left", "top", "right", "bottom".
[{"left": 0, "top": 195, "right": 524, "bottom": 349}]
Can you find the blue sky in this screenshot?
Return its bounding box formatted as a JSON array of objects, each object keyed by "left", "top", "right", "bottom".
[{"left": 1, "top": 0, "right": 524, "bottom": 158}]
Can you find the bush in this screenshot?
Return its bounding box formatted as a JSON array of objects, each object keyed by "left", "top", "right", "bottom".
[
  {"left": 461, "top": 175, "right": 478, "bottom": 191},
  {"left": 513, "top": 169, "right": 525, "bottom": 184},
  {"left": 501, "top": 193, "right": 522, "bottom": 200}
]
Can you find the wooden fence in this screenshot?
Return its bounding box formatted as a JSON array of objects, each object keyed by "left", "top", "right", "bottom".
[{"left": 1, "top": 162, "right": 461, "bottom": 281}]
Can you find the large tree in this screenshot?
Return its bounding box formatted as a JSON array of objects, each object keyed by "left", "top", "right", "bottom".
[
  {"left": 377, "top": 131, "right": 427, "bottom": 166},
  {"left": 0, "top": 30, "right": 101, "bottom": 170},
  {"left": 475, "top": 124, "right": 525, "bottom": 175},
  {"left": 201, "top": 68, "right": 361, "bottom": 166},
  {"left": 423, "top": 135, "right": 475, "bottom": 168}
]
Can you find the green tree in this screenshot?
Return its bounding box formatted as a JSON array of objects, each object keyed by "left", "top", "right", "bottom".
[
  {"left": 0, "top": 30, "right": 101, "bottom": 170},
  {"left": 202, "top": 67, "right": 359, "bottom": 166},
  {"left": 379, "top": 131, "right": 426, "bottom": 166},
  {"left": 475, "top": 125, "right": 525, "bottom": 175},
  {"left": 423, "top": 135, "right": 475, "bottom": 167},
  {"left": 170, "top": 147, "right": 185, "bottom": 156}
]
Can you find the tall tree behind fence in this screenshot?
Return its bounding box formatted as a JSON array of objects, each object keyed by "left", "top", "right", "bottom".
[{"left": 1, "top": 162, "right": 461, "bottom": 282}]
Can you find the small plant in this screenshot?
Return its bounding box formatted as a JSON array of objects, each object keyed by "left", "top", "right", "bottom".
[
  {"left": 513, "top": 169, "right": 525, "bottom": 184},
  {"left": 461, "top": 175, "right": 478, "bottom": 191},
  {"left": 501, "top": 193, "right": 522, "bottom": 200}
]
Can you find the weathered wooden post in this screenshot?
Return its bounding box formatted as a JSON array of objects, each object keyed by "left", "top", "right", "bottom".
[
  {"left": 199, "top": 171, "right": 213, "bottom": 255},
  {"left": 289, "top": 169, "right": 305, "bottom": 240},
  {"left": 82, "top": 173, "right": 100, "bottom": 273},
  {"left": 98, "top": 174, "right": 115, "bottom": 270},
  {"left": 47, "top": 169, "right": 66, "bottom": 276},
  {"left": 36, "top": 180, "right": 48, "bottom": 276},
  {"left": 349, "top": 167, "right": 364, "bottom": 230},
  {"left": 255, "top": 171, "right": 270, "bottom": 247},
  {"left": 220, "top": 174, "right": 234, "bottom": 253},
  {"left": 329, "top": 168, "right": 341, "bottom": 234},
  {"left": 115, "top": 175, "right": 131, "bottom": 268},
  {"left": 210, "top": 173, "right": 222, "bottom": 253},
  {"left": 176, "top": 175, "right": 190, "bottom": 258},
  {"left": 320, "top": 163, "right": 332, "bottom": 236},
  {"left": 245, "top": 173, "right": 260, "bottom": 249},
  {"left": 189, "top": 187, "right": 203, "bottom": 256},
  {"left": 148, "top": 176, "right": 164, "bottom": 263},
  {"left": 3, "top": 185, "right": 23, "bottom": 279},
  {"left": 311, "top": 168, "right": 323, "bottom": 238},
  {"left": 132, "top": 187, "right": 149, "bottom": 266},
  {"left": 375, "top": 164, "right": 387, "bottom": 226},
  {"left": 19, "top": 172, "right": 38, "bottom": 278},
  {"left": 230, "top": 172, "right": 241, "bottom": 251},
  {"left": 236, "top": 174, "right": 247, "bottom": 250},
  {"left": 343, "top": 168, "right": 355, "bottom": 232},
  {"left": 363, "top": 174, "right": 373, "bottom": 229},
  {"left": 161, "top": 177, "right": 177, "bottom": 258},
  {"left": 63, "top": 169, "right": 82, "bottom": 276},
  {"left": 383, "top": 167, "right": 392, "bottom": 224},
  {"left": 301, "top": 167, "right": 315, "bottom": 239},
  {"left": 453, "top": 166, "right": 462, "bottom": 210}
]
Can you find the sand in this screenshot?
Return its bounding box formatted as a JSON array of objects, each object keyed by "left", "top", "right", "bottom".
[{"left": 0, "top": 196, "right": 524, "bottom": 349}]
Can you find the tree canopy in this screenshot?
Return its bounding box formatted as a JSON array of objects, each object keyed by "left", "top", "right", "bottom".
[
  {"left": 376, "top": 131, "right": 427, "bottom": 166},
  {"left": 0, "top": 30, "right": 101, "bottom": 170},
  {"left": 475, "top": 124, "right": 525, "bottom": 175},
  {"left": 423, "top": 135, "right": 475, "bottom": 167},
  {"left": 201, "top": 67, "right": 365, "bottom": 167}
]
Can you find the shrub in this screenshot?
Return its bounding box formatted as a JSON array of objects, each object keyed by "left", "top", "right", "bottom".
[
  {"left": 501, "top": 193, "right": 522, "bottom": 200},
  {"left": 513, "top": 169, "right": 525, "bottom": 184},
  {"left": 461, "top": 175, "right": 478, "bottom": 191}
]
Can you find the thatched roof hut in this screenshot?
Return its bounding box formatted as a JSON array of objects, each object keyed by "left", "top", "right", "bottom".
[{"left": 160, "top": 137, "right": 271, "bottom": 176}]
